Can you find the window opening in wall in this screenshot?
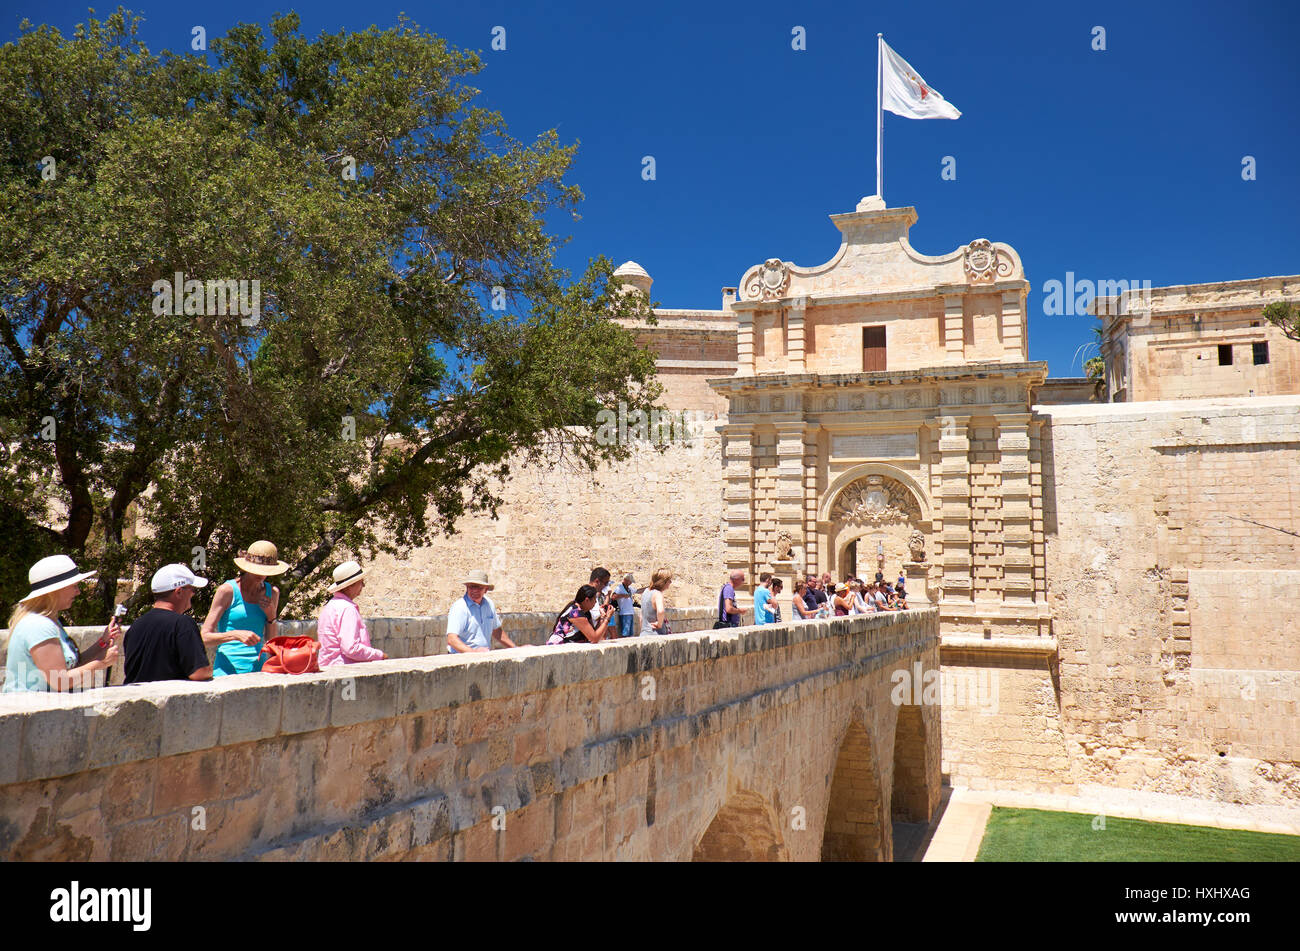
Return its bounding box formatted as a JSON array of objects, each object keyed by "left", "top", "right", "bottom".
[
  {"left": 1218, "top": 344, "right": 1233, "bottom": 366},
  {"left": 863, "top": 326, "right": 886, "bottom": 372},
  {"left": 1253, "top": 341, "right": 1269, "bottom": 365}
]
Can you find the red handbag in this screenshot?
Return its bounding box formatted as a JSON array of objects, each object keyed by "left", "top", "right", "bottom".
[{"left": 260, "top": 635, "right": 321, "bottom": 674}]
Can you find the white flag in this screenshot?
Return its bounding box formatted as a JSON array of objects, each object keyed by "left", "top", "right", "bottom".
[{"left": 881, "top": 39, "right": 961, "bottom": 120}]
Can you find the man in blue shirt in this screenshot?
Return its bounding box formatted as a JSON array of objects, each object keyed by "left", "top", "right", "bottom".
[
  {"left": 446, "top": 570, "right": 517, "bottom": 653},
  {"left": 752, "top": 577, "right": 774, "bottom": 625}
]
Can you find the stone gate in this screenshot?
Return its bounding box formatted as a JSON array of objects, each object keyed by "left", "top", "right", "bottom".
[{"left": 709, "top": 196, "right": 1050, "bottom": 637}]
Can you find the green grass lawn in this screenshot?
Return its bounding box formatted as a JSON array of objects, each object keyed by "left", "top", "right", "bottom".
[{"left": 975, "top": 807, "right": 1300, "bottom": 862}]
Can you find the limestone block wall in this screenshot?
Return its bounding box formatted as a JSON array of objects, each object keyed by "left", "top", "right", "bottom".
[
  {"left": 356, "top": 436, "right": 727, "bottom": 616},
  {"left": 655, "top": 372, "right": 731, "bottom": 416},
  {"left": 1102, "top": 275, "right": 1300, "bottom": 403},
  {"left": 0, "top": 609, "right": 940, "bottom": 862},
  {"left": 800, "top": 299, "right": 945, "bottom": 375},
  {"left": 1041, "top": 397, "right": 1297, "bottom": 801},
  {"left": 939, "top": 637, "right": 1075, "bottom": 794}
]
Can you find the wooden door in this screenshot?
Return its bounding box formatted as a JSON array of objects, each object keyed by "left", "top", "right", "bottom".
[{"left": 863, "top": 326, "right": 886, "bottom": 371}]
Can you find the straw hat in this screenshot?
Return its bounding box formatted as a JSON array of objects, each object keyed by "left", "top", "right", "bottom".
[
  {"left": 460, "top": 569, "right": 494, "bottom": 590},
  {"left": 20, "top": 555, "right": 97, "bottom": 602},
  {"left": 233, "top": 540, "right": 290, "bottom": 576},
  {"left": 328, "top": 560, "right": 367, "bottom": 594}
]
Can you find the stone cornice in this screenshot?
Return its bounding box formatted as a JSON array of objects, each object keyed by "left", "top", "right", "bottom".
[
  {"left": 940, "top": 633, "right": 1058, "bottom": 655},
  {"left": 728, "top": 279, "right": 1030, "bottom": 312},
  {"left": 707, "top": 362, "right": 1050, "bottom": 393},
  {"left": 656, "top": 359, "right": 739, "bottom": 371}
]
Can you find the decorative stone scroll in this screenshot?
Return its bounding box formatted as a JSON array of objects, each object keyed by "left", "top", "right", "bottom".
[
  {"left": 963, "top": 239, "right": 1013, "bottom": 284},
  {"left": 830, "top": 475, "right": 922, "bottom": 528},
  {"left": 745, "top": 258, "right": 791, "bottom": 301}
]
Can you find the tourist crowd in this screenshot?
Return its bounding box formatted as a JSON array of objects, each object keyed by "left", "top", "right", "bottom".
[
  {"left": 723, "top": 570, "right": 908, "bottom": 627},
  {"left": 1, "top": 545, "right": 910, "bottom": 693}
]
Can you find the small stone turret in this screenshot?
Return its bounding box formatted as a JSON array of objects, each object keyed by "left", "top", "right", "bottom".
[{"left": 613, "top": 260, "right": 653, "bottom": 297}]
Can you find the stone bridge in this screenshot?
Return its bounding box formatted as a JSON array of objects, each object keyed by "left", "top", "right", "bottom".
[{"left": 0, "top": 609, "right": 940, "bottom": 861}]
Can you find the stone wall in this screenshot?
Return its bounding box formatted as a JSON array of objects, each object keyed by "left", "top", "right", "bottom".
[
  {"left": 357, "top": 437, "right": 727, "bottom": 616},
  {"left": 1100, "top": 275, "right": 1300, "bottom": 403},
  {"left": 0, "top": 609, "right": 940, "bottom": 862},
  {"left": 940, "top": 396, "right": 1300, "bottom": 803}
]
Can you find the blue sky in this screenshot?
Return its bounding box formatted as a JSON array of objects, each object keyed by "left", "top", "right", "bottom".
[{"left": 6, "top": 0, "right": 1298, "bottom": 376}]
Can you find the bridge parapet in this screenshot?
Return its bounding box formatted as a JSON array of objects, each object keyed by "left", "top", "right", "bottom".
[{"left": 0, "top": 608, "right": 940, "bottom": 861}]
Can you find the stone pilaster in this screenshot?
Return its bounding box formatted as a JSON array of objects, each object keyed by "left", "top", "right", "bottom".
[
  {"left": 970, "top": 419, "right": 1003, "bottom": 602},
  {"left": 751, "top": 429, "right": 779, "bottom": 573},
  {"left": 775, "top": 421, "right": 807, "bottom": 573},
  {"left": 803, "top": 429, "right": 820, "bottom": 576},
  {"left": 721, "top": 424, "right": 755, "bottom": 575},
  {"left": 1001, "top": 289, "right": 1025, "bottom": 361},
  {"left": 998, "top": 413, "right": 1034, "bottom": 604},
  {"left": 1028, "top": 418, "right": 1047, "bottom": 607},
  {"left": 937, "top": 414, "right": 973, "bottom": 603},
  {"left": 736, "top": 309, "right": 755, "bottom": 374},
  {"left": 940, "top": 289, "right": 965, "bottom": 366},
  {"left": 787, "top": 297, "right": 807, "bottom": 371}
]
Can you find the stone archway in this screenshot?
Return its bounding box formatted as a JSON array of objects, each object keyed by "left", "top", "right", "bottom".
[
  {"left": 825, "top": 472, "right": 928, "bottom": 582},
  {"left": 820, "top": 719, "right": 886, "bottom": 861},
  {"left": 693, "top": 790, "right": 789, "bottom": 861}
]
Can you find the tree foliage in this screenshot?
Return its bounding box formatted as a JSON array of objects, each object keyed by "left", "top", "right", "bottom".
[
  {"left": 0, "top": 9, "right": 661, "bottom": 620},
  {"left": 1262, "top": 301, "right": 1299, "bottom": 342}
]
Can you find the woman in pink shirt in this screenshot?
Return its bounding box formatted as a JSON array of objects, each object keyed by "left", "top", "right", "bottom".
[{"left": 317, "top": 561, "right": 386, "bottom": 667}]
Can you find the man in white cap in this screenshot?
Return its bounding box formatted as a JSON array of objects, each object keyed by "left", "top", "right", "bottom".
[
  {"left": 123, "top": 564, "right": 213, "bottom": 683},
  {"left": 446, "top": 570, "right": 516, "bottom": 653}
]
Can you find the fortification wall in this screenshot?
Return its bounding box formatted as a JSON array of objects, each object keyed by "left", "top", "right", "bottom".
[
  {"left": 940, "top": 396, "right": 1300, "bottom": 804},
  {"left": 358, "top": 436, "right": 728, "bottom": 617},
  {"left": 0, "top": 609, "right": 940, "bottom": 862}
]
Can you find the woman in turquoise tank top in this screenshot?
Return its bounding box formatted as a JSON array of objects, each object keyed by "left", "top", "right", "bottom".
[{"left": 200, "top": 541, "right": 287, "bottom": 677}]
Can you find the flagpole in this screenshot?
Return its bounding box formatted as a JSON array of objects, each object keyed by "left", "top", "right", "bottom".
[{"left": 876, "top": 33, "right": 884, "bottom": 203}]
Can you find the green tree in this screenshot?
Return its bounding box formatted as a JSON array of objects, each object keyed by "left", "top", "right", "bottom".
[
  {"left": 1262, "top": 301, "right": 1299, "bottom": 342},
  {"left": 0, "top": 9, "right": 661, "bottom": 620}
]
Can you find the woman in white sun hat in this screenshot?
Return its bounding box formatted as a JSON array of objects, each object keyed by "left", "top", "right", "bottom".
[
  {"left": 316, "top": 560, "right": 385, "bottom": 667},
  {"left": 3, "top": 555, "right": 121, "bottom": 692},
  {"left": 200, "top": 540, "right": 288, "bottom": 677}
]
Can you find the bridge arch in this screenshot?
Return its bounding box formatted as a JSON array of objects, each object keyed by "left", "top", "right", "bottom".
[
  {"left": 891, "top": 702, "right": 930, "bottom": 824},
  {"left": 692, "top": 790, "right": 789, "bottom": 861},
  {"left": 820, "top": 719, "right": 886, "bottom": 861}
]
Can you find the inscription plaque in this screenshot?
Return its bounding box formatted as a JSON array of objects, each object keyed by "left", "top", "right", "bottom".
[{"left": 831, "top": 433, "right": 918, "bottom": 458}]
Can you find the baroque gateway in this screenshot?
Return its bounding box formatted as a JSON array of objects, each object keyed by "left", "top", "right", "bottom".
[{"left": 606, "top": 196, "right": 1299, "bottom": 804}]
